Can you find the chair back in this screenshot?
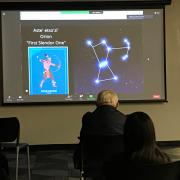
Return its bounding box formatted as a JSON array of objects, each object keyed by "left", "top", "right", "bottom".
[
  {"left": 80, "top": 134, "right": 123, "bottom": 177},
  {"left": 81, "top": 135, "right": 123, "bottom": 160},
  {"left": 0, "top": 117, "right": 20, "bottom": 145}
]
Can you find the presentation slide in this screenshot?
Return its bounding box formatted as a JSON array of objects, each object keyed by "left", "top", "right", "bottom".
[{"left": 1, "top": 9, "right": 166, "bottom": 103}]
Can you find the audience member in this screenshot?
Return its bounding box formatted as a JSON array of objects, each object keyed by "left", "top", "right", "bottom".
[
  {"left": 73, "top": 90, "right": 126, "bottom": 179},
  {"left": 80, "top": 89, "right": 126, "bottom": 137},
  {"left": 104, "top": 111, "right": 170, "bottom": 180},
  {"left": 124, "top": 111, "right": 170, "bottom": 164}
]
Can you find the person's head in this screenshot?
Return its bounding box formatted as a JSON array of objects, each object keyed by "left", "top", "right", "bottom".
[
  {"left": 44, "top": 54, "right": 50, "bottom": 61},
  {"left": 124, "top": 112, "right": 156, "bottom": 156},
  {"left": 96, "top": 90, "right": 119, "bottom": 108}
]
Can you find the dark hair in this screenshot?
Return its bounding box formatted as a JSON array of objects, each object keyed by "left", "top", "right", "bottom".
[{"left": 124, "top": 112, "right": 170, "bottom": 164}]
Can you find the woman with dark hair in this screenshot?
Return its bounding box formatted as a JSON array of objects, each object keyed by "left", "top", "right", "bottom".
[
  {"left": 124, "top": 112, "right": 170, "bottom": 164},
  {"left": 104, "top": 112, "right": 170, "bottom": 180}
]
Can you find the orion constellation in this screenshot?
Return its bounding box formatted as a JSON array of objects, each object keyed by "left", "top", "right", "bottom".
[{"left": 86, "top": 38, "right": 131, "bottom": 84}]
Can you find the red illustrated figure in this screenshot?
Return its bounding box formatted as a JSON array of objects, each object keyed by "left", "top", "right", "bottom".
[{"left": 39, "top": 54, "right": 60, "bottom": 88}]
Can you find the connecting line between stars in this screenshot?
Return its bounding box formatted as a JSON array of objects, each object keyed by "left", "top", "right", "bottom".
[{"left": 86, "top": 38, "right": 131, "bottom": 84}]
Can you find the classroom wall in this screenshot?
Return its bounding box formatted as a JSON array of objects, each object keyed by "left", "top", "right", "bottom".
[{"left": 0, "top": 0, "right": 179, "bottom": 145}]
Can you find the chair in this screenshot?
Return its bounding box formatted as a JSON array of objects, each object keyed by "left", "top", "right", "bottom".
[
  {"left": 105, "top": 159, "right": 180, "bottom": 180},
  {"left": 78, "top": 135, "right": 124, "bottom": 180},
  {"left": 0, "top": 117, "right": 31, "bottom": 180}
]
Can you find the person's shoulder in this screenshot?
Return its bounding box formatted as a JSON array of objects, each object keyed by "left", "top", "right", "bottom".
[
  {"left": 115, "top": 109, "right": 127, "bottom": 117},
  {"left": 82, "top": 111, "right": 92, "bottom": 118},
  {"left": 82, "top": 111, "right": 93, "bottom": 122}
]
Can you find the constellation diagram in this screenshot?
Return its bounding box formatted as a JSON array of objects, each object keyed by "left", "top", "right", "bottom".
[{"left": 86, "top": 38, "right": 131, "bottom": 84}]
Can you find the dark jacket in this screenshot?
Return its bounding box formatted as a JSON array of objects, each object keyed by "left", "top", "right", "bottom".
[
  {"left": 73, "top": 105, "right": 126, "bottom": 170},
  {"left": 80, "top": 105, "right": 126, "bottom": 137}
]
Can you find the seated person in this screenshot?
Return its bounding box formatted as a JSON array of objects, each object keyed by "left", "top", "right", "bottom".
[
  {"left": 80, "top": 89, "right": 126, "bottom": 137},
  {"left": 73, "top": 90, "right": 126, "bottom": 179},
  {"left": 104, "top": 111, "right": 170, "bottom": 180},
  {"left": 124, "top": 111, "right": 170, "bottom": 164}
]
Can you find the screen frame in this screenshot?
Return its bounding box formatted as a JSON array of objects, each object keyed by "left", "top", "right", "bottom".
[{"left": 0, "top": 2, "right": 167, "bottom": 105}]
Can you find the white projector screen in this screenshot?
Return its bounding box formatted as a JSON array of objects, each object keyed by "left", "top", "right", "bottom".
[{"left": 1, "top": 9, "right": 166, "bottom": 104}]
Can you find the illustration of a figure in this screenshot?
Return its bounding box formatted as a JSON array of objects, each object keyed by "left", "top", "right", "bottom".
[{"left": 39, "top": 54, "right": 60, "bottom": 88}]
